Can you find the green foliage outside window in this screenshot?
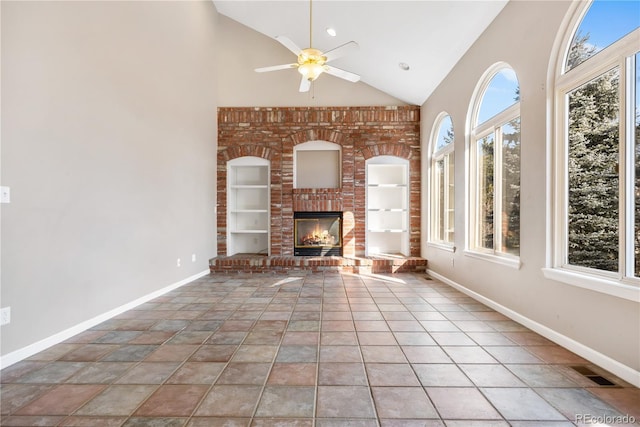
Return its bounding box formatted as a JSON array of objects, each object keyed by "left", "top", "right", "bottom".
[
  {"left": 502, "top": 118, "right": 521, "bottom": 255},
  {"left": 567, "top": 38, "right": 620, "bottom": 272}
]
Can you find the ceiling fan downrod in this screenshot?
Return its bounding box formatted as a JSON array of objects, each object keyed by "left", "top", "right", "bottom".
[
  {"left": 309, "top": 0, "right": 313, "bottom": 48},
  {"left": 253, "top": 0, "right": 360, "bottom": 93}
]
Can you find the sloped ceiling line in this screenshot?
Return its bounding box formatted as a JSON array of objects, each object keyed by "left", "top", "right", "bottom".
[{"left": 213, "top": 0, "right": 508, "bottom": 105}]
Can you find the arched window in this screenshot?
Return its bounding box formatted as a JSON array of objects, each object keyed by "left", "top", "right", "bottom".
[
  {"left": 548, "top": 0, "right": 639, "bottom": 298},
  {"left": 469, "top": 65, "right": 521, "bottom": 263},
  {"left": 565, "top": 0, "right": 639, "bottom": 71},
  {"left": 430, "top": 113, "right": 455, "bottom": 246}
]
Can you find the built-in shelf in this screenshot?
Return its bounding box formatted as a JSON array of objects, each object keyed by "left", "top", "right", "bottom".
[
  {"left": 227, "top": 157, "right": 270, "bottom": 256},
  {"left": 366, "top": 157, "right": 410, "bottom": 256},
  {"left": 294, "top": 140, "right": 341, "bottom": 189}
]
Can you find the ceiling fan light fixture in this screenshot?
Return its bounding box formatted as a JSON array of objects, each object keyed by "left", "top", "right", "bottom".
[
  {"left": 254, "top": 0, "right": 360, "bottom": 92},
  {"left": 298, "top": 61, "right": 324, "bottom": 81}
]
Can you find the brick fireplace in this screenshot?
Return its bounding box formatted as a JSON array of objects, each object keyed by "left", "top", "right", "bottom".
[
  {"left": 216, "top": 106, "right": 421, "bottom": 258},
  {"left": 294, "top": 211, "right": 343, "bottom": 256}
]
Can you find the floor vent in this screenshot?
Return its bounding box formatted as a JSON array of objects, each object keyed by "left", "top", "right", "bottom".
[{"left": 571, "top": 366, "right": 617, "bottom": 387}]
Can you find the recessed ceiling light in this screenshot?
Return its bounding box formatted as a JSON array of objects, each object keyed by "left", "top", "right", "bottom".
[
  {"left": 399, "top": 62, "right": 410, "bottom": 71},
  {"left": 326, "top": 27, "right": 337, "bottom": 37}
]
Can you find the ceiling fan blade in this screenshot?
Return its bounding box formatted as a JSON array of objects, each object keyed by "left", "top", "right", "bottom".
[
  {"left": 255, "top": 63, "right": 298, "bottom": 73},
  {"left": 299, "top": 76, "right": 311, "bottom": 92},
  {"left": 323, "top": 41, "right": 359, "bottom": 62},
  {"left": 324, "top": 65, "right": 360, "bottom": 83},
  {"left": 275, "top": 35, "right": 303, "bottom": 56}
]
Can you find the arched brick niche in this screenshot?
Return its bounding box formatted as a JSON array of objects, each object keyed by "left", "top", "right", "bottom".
[
  {"left": 217, "top": 106, "right": 421, "bottom": 257},
  {"left": 216, "top": 146, "right": 272, "bottom": 257}
]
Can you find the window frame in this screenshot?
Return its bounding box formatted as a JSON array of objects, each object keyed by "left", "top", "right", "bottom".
[
  {"left": 466, "top": 63, "right": 521, "bottom": 268},
  {"left": 545, "top": 0, "right": 640, "bottom": 302},
  {"left": 429, "top": 112, "right": 456, "bottom": 251}
]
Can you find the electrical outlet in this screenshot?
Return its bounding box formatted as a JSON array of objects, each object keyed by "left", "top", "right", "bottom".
[
  {"left": 177, "top": 258, "right": 181, "bottom": 267},
  {"left": 192, "top": 254, "right": 196, "bottom": 262},
  {"left": 1, "top": 307, "right": 11, "bottom": 326},
  {"left": 0, "top": 186, "right": 10, "bottom": 204}
]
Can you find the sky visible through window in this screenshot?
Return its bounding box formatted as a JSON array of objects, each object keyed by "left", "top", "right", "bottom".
[
  {"left": 567, "top": 0, "right": 639, "bottom": 70},
  {"left": 478, "top": 1, "right": 639, "bottom": 125},
  {"left": 578, "top": 0, "right": 639, "bottom": 52},
  {"left": 436, "top": 115, "right": 453, "bottom": 151},
  {"left": 477, "top": 68, "right": 519, "bottom": 125},
  {"left": 466, "top": 1, "right": 638, "bottom": 135},
  {"left": 579, "top": 0, "right": 639, "bottom": 155}
]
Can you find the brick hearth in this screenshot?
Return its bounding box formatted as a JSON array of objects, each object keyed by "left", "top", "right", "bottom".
[{"left": 210, "top": 254, "right": 428, "bottom": 274}]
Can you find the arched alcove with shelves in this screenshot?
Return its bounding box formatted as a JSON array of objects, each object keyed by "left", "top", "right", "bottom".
[
  {"left": 366, "top": 155, "right": 410, "bottom": 256},
  {"left": 226, "top": 156, "right": 270, "bottom": 256}
]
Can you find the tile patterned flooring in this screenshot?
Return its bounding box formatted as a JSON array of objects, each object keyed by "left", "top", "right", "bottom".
[{"left": 1, "top": 272, "right": 638, "bottom": 426}]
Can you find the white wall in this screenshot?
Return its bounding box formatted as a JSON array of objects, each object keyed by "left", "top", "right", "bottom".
[
  {"left": 216, "top": 14, "right": 406, "bottom": 107},
  {"left": 1, "top": 1, "right": 219, "bottom": 359},
  {"left": 421, "top": 0, "right": 640, "bottom": 383},
  {"left": 5, "top": 0, "right": 635, "bottom": 387}
]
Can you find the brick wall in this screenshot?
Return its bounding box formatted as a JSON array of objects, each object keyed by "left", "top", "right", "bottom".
[{"left": 217, "top": 106, "right": 421, "bottom": 257}]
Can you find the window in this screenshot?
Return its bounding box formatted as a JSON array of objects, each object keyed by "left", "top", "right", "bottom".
[
  {"left": 548, "top": 0, "right": 639, "bottom": 299},
  {"left": 430, "top": 113, "right": 455, "bottom": 247},
  {"left": 565, "top": 0, "right": 640, "bottom": 71},
  {"left": 468, "top": 65, "right": 521, "bottom": 264}
]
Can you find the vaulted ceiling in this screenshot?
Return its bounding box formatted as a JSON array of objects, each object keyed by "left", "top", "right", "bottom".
[{"left": 213, "top": 1, "right": 508, "bottom": 105}]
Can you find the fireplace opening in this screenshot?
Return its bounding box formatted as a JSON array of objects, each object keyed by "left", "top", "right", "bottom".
[{"left": 294, "top": 211, "right": 343, "bottom": 256}]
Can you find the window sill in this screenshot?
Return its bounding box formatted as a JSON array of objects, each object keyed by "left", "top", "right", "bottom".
[
  {"left": 463, "top": 250, "right": 521, "bottom": 269},
  {"left": 542, "top": 268, "right": 640, "bottom": 302},
  {"left": 427, "top": 242, "right": 456, "bottom": 253}
]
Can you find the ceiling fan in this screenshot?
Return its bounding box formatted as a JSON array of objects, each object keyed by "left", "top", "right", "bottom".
[{"left": 254, "top": 0, "right": 360, "bottom": 92}]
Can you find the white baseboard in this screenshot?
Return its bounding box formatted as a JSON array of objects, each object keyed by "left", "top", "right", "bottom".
[
  {"left": 0, "top": 270, "right": 210, "bottom": 370},
  {"left": 427, "top": 269, "right": 640, "bottom": 388}
]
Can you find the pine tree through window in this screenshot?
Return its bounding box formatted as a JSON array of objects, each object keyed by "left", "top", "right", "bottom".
[
  {"left": 469, "top": 66, "right": 521, "bottom": 259},
  {"left": 430, "top": 114, "right": 455, "bottom": 246},
  {"left": 555, "top": 0, "right": 639, "bottom": 283}
]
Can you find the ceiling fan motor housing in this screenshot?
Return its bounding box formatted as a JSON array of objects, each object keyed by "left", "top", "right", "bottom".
[{"left": 297, "top": 48, "right": 327, "bottom": 81}]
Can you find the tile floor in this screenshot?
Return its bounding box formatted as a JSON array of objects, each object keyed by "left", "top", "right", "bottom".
[{"left": 1, "top": 272, "right": 638, "bottom": 426}]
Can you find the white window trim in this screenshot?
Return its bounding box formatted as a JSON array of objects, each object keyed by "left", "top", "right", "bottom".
[
  {"left": 427, "top": 242, "right": 456, "bottom": 253},
  {"left": 547, "top": 0, "right": 640, "bottom": 302},
  {"left": 464, "top": 249, "right": 521, "bottom": 269},
  {"left": 466, "top": 63, "right": 521, "bottom": 265},
  {"left": 542, "top": 268, "right": 640, "bottom": 302},
  {"left": 428, "top": 112, "right": 455, "bottom": 249}
]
